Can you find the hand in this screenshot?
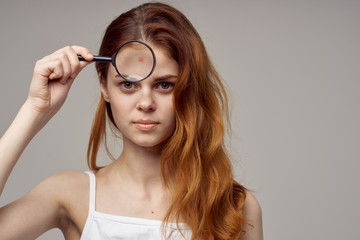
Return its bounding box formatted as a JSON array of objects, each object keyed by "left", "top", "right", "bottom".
[{"left": 27, "top": 46, "right": 94, "bottom": 118}]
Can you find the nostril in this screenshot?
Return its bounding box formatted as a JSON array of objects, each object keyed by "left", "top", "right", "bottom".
[
  {"left": 136, "top": 101, "right": 156, "bottom": 112},
  {"left": 135, "top": 90, "right": 156, "bottom": 111}
]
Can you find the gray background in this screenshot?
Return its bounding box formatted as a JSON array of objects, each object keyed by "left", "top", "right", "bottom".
[{"left": 0, "top": 0, "right": 359, "bottom": 239}]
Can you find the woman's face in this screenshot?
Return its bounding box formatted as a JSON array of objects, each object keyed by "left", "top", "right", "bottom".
[{"left": 101, "top": 45, "right": 178, "bottom": 150}]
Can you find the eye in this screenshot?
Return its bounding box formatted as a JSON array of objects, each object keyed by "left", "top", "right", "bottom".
[
  {"left": 159, "top": 82, "right": 170, "bottom": 89},
  {"left": 156, "top": 82, "right": 174, "bottom": 92},
  {"left": 119, "top": 81, "right": 136, "bottom": 91}
]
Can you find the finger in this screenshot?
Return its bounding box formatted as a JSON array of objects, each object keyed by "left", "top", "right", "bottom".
[
  {"left": 72, "top": 45, "right": 94, "bottom": 61},
  {"left": 57, "top": 52, "right": 72, "bottom": 84},
  {"left": 50, "top": 45, "right": 92, "bottom": 62},
  {"left": 37, "top": 46, "right": 93, "bottom": 82},
  {"left": 47, "top": 60, "right": 64, "bottom": 81},
  {"left": 72, "top": 45, "right": 94, "bottom": 76},
  {"left": 62, "top": 72, "right": 76, "bottom": 90},
  {"left": 36, "top": 52, "right": 68, "bottom": 81},
  {"left": 62, "top": 46, "right": 81, "bottom": 79}
]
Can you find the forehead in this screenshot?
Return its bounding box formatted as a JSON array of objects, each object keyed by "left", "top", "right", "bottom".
[
  {"left": 107, "top": 44, "right": 178, "bottom": 79},
  {"left": 151, "top": 45, "right": 178, "bottom": 76}
]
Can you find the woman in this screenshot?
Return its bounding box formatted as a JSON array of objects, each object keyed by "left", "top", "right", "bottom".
[{"left": 0, "top": 2, "right": 262, "bottom": 240}]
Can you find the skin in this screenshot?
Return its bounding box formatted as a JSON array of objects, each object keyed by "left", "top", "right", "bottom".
[
  {"left": 0, "top": 45, "right": 263, "bottom": 239},
  {"left": 95, "top": 46, "right": 178, "bottom": 220}
]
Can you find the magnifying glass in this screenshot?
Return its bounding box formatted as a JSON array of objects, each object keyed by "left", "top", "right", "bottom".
[{"left": 78, "top": 40, "right": 156, "bottom": 82}]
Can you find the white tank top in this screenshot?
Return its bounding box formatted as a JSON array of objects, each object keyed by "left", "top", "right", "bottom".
[{"left": 80, "top": 171, "right": 192, "bottom": 240}]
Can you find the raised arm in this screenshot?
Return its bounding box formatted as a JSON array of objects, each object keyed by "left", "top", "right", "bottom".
[
  {"left": 0, "top": 46, "right": 93, "bottom": 238},
  {"left": 0, "top": 46, "right": 93, "bottom": 195}
]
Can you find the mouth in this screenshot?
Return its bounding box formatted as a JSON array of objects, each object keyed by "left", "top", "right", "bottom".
[{"left": 133, "top": 120, "right": 159, "bottom": 130}]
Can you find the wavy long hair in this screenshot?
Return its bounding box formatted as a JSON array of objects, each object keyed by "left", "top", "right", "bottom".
[{"left": 87, "top": 2, "right": 247, "bottom": 239}]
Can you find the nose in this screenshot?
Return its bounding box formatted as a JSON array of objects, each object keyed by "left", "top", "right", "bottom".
[{"left": 136, "top": 88, "right": 156, "bottom": 112}]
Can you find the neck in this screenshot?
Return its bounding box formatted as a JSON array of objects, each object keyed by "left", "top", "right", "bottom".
[{"left": 110, "top": 139, "right": 165, "bottom": 192}]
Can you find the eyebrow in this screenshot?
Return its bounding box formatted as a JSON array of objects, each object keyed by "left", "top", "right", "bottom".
[
  {"left": 114, "top": 74, "right": 178, "bottom": 81},
  {"left": 153, "top": 75, "right": 178, "bottom": 82}
]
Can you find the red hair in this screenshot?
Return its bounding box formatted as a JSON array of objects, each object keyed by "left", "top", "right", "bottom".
[{"left": 87, "top": 2, "right": 247, "bottom": 239}]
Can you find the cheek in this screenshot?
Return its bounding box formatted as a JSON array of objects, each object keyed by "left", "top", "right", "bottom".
[
  {"left": 108, "top": 98, "right": 133, "bottom": 129},
  {"left": 107, "top": 89, "right": 135, "bottom": 115},
  {"left": 163, "top": 101, "right": 176, "bottom": 125},
  {"left": 160, "top": 95, "right": 175, "bottom": 116}
]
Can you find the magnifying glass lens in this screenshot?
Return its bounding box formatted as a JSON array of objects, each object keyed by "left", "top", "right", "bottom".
[{"left": 115, "top": 42, "right": 155, "bottom": 82}]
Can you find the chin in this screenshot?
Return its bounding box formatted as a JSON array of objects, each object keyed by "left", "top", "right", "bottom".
[
  {"left": 138, "top": 139, "right": 168, "bottom": 149},
  {"left": 129, "top": 135, "right": 172, "bottom": 150}
]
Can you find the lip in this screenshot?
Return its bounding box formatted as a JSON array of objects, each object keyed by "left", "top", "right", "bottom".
[{"left": 133, "top": 119, "right": 159, "bottom": 130}]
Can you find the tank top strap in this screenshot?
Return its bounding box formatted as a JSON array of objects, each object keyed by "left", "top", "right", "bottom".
[{"left": 85, "top": 171, "right": 96, "bottom": 213}]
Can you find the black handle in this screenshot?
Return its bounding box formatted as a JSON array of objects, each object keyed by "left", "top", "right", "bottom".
[{"left": 78, "top": 55, "right": 112, "bottom": 62}]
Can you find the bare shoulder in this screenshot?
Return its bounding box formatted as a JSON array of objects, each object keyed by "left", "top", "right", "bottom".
[
  {"left": 243, "top": 191, "right": 262, "bottom": 216},
  {"left": 30, "top": 170, "right": 90, "bottom": 215},
  {"left": 33, "top": 170, "right": 89, "bottom": 198},
  {"left": 42, "top": 170, "right": 90, "bottom": 207},
  {"left": 242, "top": 191, "right": 263, "bottom": 240},
  {"left": 38, "top": 170, "right": 91, "bottom": 234},
  {"left": 41, "top": 170, "right": 89, "bottom": 187},
  {"left": 0, "top": 171, "right": 90, "bottom": 239}
]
